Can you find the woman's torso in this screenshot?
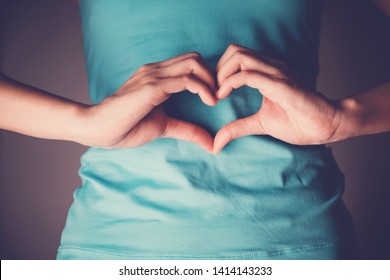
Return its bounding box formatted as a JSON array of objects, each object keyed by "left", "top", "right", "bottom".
[{"left": 57, "top": 0, "right": 356, "bottom": 259}]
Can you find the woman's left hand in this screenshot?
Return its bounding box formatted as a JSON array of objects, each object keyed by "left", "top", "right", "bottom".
[{"left": 213, "top": 44, "right": 347, "bottom": 154}]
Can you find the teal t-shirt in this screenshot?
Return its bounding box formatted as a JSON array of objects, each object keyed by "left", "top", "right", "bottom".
[{"left": 57, "top": 0, "right": 356, "bottom": 259}]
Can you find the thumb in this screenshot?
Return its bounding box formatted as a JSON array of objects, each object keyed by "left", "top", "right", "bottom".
[
  {"left": 213, "top": 114, "right": 265, "bottom": 154},
  {"left": 162, "top": 117, "right": 214, "bottom": 153}
]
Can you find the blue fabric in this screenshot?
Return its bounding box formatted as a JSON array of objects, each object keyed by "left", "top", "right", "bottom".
[{"left": 57, "top": 0, "right": 356, "bottom": 259}]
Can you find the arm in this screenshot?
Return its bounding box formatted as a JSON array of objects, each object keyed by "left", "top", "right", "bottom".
[
  {"left": 213, "top": 44, "right": 390, "bottom": 153},
  {"left": 337, "top": 83, "right": 390, "bottom": 140},
  {"left": 0, "top": 52, "right": 217, "bottom": 152},
  {"left": 332, "top": 0, "right": 390, "bottom": 138},
  {"left": 0, "top": 73, "right": 90, "bottom": 144}
]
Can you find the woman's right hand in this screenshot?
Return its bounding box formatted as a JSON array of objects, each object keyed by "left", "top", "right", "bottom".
[{"left": 85, "top": 52, "right": 217, "bottom": 153}]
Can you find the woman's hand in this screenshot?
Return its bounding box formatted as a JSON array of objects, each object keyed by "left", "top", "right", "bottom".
[
  {"left": 213, "top": 44, "right": 346, "bottom": 154},
  {"left": 0, "top": 52, "right": 217, "bottom": 153},
  {"left": 2, "top": 46, "right": 386, "bottom": 154},
  {"left": 86, "top": 52, "right": 217, "bottom": 152}
]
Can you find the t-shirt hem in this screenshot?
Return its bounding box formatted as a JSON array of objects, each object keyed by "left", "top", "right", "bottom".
[{"left": 57, "top": 241, "right": 341, "bottom": 260}]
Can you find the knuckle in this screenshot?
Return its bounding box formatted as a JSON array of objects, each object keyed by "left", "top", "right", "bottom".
[
  {"left": 188, "top": 51, "right": 202, "bottom": 58},
  {"left": 142, "top": 80, "right": 159, "bottom": 90},
  {"left": 235, "top": 50, "right": 247, "bottom": 58},
  {"left": 232, "top": 50, "right": 248, "bottom": 65},
  {"left": 228, "top": 43, "right": 242, "bottom": 53},
  {"left": 186, "top": 56, "right": 202, "bottom": 68},
  {"left": 186, "top": 56, "right": 205, "bottom": 72},
  {"left": 140, "top": 69, "right": 159, "bottom": 82},
  {"left": 138, "top": 63, "right": 154, "bottom": 72}
]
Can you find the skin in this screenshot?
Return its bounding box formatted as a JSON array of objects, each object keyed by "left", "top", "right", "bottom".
[
  {"left": 213, "top": 44, "right": 390, "bottom": 153},
  {"left": 0, "top": 0, "right": 389, "bottom": 155},
  {"left": 0, "top": 53, "right": 217, "bottom": 153}
]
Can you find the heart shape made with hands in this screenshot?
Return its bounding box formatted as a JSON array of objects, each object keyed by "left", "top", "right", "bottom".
[
  {"left": 169, "top": 44, "right": 329, "bottom": 154},
  {"left": 100, "top": 44, "right": 284, "bottom": 153},
  {"left": 167, "top": 77, "right": 262, "bottom": 154},
  {"left": 174, "top": 44, "right": 286, "bottom": 155}
]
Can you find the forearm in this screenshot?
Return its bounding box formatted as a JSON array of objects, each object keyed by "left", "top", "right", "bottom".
[
  {"left": 0, "top": 73, "right": 91, "bottom": 145},
  {"left": 336, "top": 82, "right": 390, "bottom": 140}
]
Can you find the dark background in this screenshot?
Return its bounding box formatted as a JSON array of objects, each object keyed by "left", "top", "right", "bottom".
[{"left": 0, "top": 0, "right": 389, "bottom": 259}]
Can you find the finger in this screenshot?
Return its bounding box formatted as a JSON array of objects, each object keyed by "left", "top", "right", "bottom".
[
  {"left": 156, "top": 54, "right": 216, "bottom": 92},
  {"left": 138, "top": 52, "right": 203, "bottom": 72},
  {"left": 217, "top": 70, "right": 290, "bottom": 103},
  {"left": 153, "top": 74, "right": 217, "bottom": 106},
  {"left": 163, "top": 117, "right": 214, "bottom": 153},
  {"left": 213, "top": 114, "right": 265, "bottom": 154},
  {"left": 216, "top": 44, "right": 255, "bottom": 72},
  {"left": 217, "top": 50, "right": 279, "bottom": 88}
]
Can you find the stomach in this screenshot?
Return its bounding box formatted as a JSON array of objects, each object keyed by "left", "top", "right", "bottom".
[{"left": 57, "top": 129, "right": 356, "bottom": 259}]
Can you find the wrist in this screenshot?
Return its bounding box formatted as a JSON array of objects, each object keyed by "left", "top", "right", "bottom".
[
  {"left": 77, "top": 103, "right": 111, "bottom": 147},
  {"left": 333, "top": 97, "right": 365, "bottom": 142},
  {"left": 63, "top": 102, "right": 95, "bottom": 146},
  {"left": 80, "top": 96, "right": 122, "bottom": 148}
]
